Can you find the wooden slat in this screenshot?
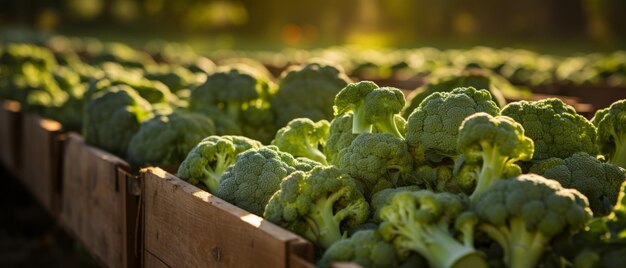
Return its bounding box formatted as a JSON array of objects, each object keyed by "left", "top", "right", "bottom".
[
  {"left": 0, "top": 100, "right": 22, "bottom": 176},
  {"left": 144, "top": 251, "right": 170, "bottom": 268},
  {"left": 19, "top": 113, "right": 64, "bottom": 215},
  {"left": 142, "top": 168, "right": 314, "bottom": 268},
  {"left": 59, "top": 133, "right": 132, "bottom": 268}
]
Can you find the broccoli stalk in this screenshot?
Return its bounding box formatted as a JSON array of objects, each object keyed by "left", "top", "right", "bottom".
[
  {"left": 456, "top": 113, "right": 534, "bottom": 202},
  {"left": 302, "top": 187, "right": 356, "bottom": 248},
  {"left": 379, "top": 191, "right": 487, "bottom": 268},
  {"left": 610, "top": 132, "right": 626, "bottom": 168},
  {"left": 480, "top": 218, "right": 550, "bottom": 268}
]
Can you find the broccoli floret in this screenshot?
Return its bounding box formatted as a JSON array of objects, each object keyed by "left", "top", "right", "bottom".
[
  {"left": 264, "top": 166, "right": 369, "bottom": 249},
  {"left": 294, "top": 157, "right": 323, "bottom": 172},
  {"left": 379, "top": 190, "right": 487, "bottom": 268},
  {"left": 239, "top": 102, "right": 277, "bottom": 144},
  {"left": 189, "top": 65, "right": 272, "bottom": 121},
  {"left": 592, "top": 100, "right": 626, "bottom": 169},
  {"left": 501, "top": 98, "right": 598, "bottom": 160},
  {"left": 318, "top": 230, "right": 399, "bottom": 268},
  {"left": 177, "top": 135, "right": 263, "bottom": 193},
  {"left": 324, "top": 113, "right": 359, "bottom": 166},
  {"left": 126, "top": 111, "right": 216, "bottom": 169},
  {"left": 83, "top": 85, "right": 153, "bottom": 158},
  {"left": 406, "top": 87, "right": 500, "bottom": 165},
  {"left": 338, "top": 133, "right": 413, "bottom": 197},
  {"left": 271, "top": 118, "right": 330, "bottom": 164},
  {"left": 144, "top": 64, "right": 198, "bottom": 92},
  {"left": 217, "top": 146, "right": 299, "bottom": 216},
  {"left": 530, "top": 152, "right": 626, "bottom": 216},
  {"left": 403, "top": 68, "right": 512, "bottom": 118},
  {"left": 85, "top": 69, "right": 174, "bottom": 104},
  {"left": 271, "top": 62, "right": 351, "bottom": 127},
  {"left": 457, "top": 113, "right": 534, "bottom": 201},
  {"left": 193, "top": 105, "right": 243, "bottom": 136},
  {"left": 370, "top": 186, "right": 422, "bottom": 223},
  {"left": 334, "top": 81, "right": 406, "bottom": 138},
  {"left": 473, "top": 174, "right": 593, "bottom": 268}
]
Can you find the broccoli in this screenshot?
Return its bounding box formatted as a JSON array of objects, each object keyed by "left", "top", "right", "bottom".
[
  {"left": 370, "top": 186, "right": 422, "bottom": 223},
  {"left": 239, "top": 102, "right": 277, "bottom": 144},
  {"left": 592, "top": 100, "right": 626, "bottom": 169},
  {"left": 294, "top": 157, "right": 323, "bottom": 172},
  {"left": 317, "top": 230, "right": 399, "bottom": 268},
  {"left": 271, "top": 118, "right": 330, "bottom": 164},
  {"left": 217, "top": 146, "right": 299, "bottom": 216},
  {"left": 338, "top": 133, "right": 413, "bottom": 197},
  {"left": 177, "top": 135, "right": 263, "bottom": 193},
  {"left": 144, "top": 64, "right": 198, "bottom": 92},
  {"left": 334, "top": 81, "right": 406, "bottom": 138},
  {"left": 379, "top": 190, "right": 487, "bottom": 268},
  {"left": 189, "top": 65, "right": 273, "bottom": 121},
  {"left": 83, "top": 85, "right": 153, "bottom": 158},
  {"left": 324, "top": 113, "right": 359, "bottom": 166},
  {"left": 85, "top": 70, "right": 174, "bottom": 104},
  {"left": 457, "top": 113, "right": 534, "bottom": 201},
  {"left": 405, "top": 87, "right": 500, "bottom": 165},
  {"left": 264, "top": 166, "right": 369, "bottom": 249},
  {"left": 472, "top": 174, "right": 593, "bottom": 268},
  {"left": 193, "top": 105, "right": 243, "bottom": 136},
  {"left": 271, "top": 62, "right": 351, "bottom": 127},
  {"left": 403, "top": 68, "right": 512, "bottom": 117},
  {"left": 529, "top": 152, "right": 626, "bottom": 216},
  {"left": 501, "top": 98, "right": 598, "bottom": 160},
  {"left": 126, "top": 111, "right": 216, "bottom": 169}
]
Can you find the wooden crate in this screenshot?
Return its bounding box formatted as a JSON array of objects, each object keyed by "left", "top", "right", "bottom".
[
  {"left": 19, "top": 113, "right": 65, "bottom": 215},
  {"left": 141, "top": 167, "right": 315, "bottom": 268},
  {"left": 0, "top": 100, "right": 22, "bottom": 176},
  {"left": 59, "top": 133, "right": 140, "bottom": 268}
]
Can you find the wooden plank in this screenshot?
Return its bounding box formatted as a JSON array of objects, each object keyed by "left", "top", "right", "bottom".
[
  {"left": 142, "top": 167, "right": 314, "bottom": 268},
  {"left": 0, "top": 100, "right": 22, "bottom": 176},
  {"left": 144, "top": 251, "right": 170, "bottom": 268},
  {"left": 19, "top": 113, "right": 64, "bottom": 215},
  {"left": 59, "top": 133, "right": 133, "bottom": 268}
]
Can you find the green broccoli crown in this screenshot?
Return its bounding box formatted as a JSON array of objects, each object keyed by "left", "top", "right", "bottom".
[
  {"left": 217, "top": 145, "right": 299, "bottom": 216},
  {"left": 370, "top": 186, "right": 422, "bottom": 223},
  {"left": 294, "top": 157, "right": 323, "bottom": 172},
  {"left": 406, "top": 87, "right": 501, "bottom": 164},
  {"left": 193, "top": 105, "right": 243, "bottom": 136},
  {"left": 85, "top": 70, "right": 174, "bottom": 104},
  {"left": 83, "top": 85, "right": 153, "bottom": 158},
  {"left": 317, "top": 229, "right": 399, "bottom": 268},
  {"left": 264, "top": 166, "right": 369, "bottom": 249},
  {"left": 240, "top": 103, "right": 277, "bottom": 144},
  {"left": 379, "top": 190, "right": 487, "bottom": 268},
  {"left": 0, "top": 43, "right": 57, "bottom": 73},
  {"left": 530, "top": 152, "right": 626, "bottom": 216},
  {"left": 333, "top": 81, "right": 406, "bottom": 137},
  {"left": 271, "top": 62, "right": 351, "bottom": 127},
  {"left": 473, "top": 174, "right": 593, "bottom": 268},
  {"left": 338, "top": 133, "right": 414, "bottom": 197},
  {"left": 324, "top": 113, "right": 359, "bottom": 166},
  {"left": 177, "top": 135, "right": 262, "bottom": 193},
  {"left": 271, "top": 118, "right": 330, "bottom": 164},
  {"left": 501, "top": 98, "right": 598, "bottom": 160},
  {"left": 127, "top": 111, "right": 216, "bottom": 168},
  {"left": 189, "top": 66, "right": 271, "bottom": 115},
  {"left": 592, "top": 100, "right": 626, "bottom": 168},
  {"left": 457, "top": 112, "right": 534, "bottom": 201},
  {"left": 144, "top": 64, "right": 196, "bottom": 92}
]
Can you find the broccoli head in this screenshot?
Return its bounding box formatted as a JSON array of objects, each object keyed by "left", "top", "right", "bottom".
[
  {"left": 473, "top": 174, "right": 593, "bottom": 268},
  {"left": 501, "top": 98, "right": 598, "bottom": 160},
  {"left": 189, "top": 65, "right": 273, "bottom": 121},
  {"left": 379, "top": 190, "right": 487, "bottom": 268},
  {"left": 271, "top": 118, "right": 330, "bottom": 164},
  {"left": 370, "top": 186, "right": 422, "bottom": 223},
  {"left": 317, "top": 229, "right": 399, "bottom": 268},
  {"left": 271, "top": 62, "right": 351, "bottom": 127},
  {"left": 264, "top": 166, "right": 369, "bottom": 249},
  {"left": 217, "top": 146, "right": 299, "bottom": 216},
  {"left": 457, "top": 112, "right": 534, "bottom": 201},
  {"left": 177, "top": 135, "right": 263, "bottom": 193},
  {"left": 85, "top": 70, "right": 174, "bottom": 104},
  {"left": 193, "top": 105, "right": 243, "bottom": 136},
  {"left": 592, "top": 99, "right": 626, "bottom": 169},
  {"left": 334, "top": 81, "right": 406, "bottom": 138},
  {"left": 83, "top": 85, "right": 153, "bottom": 158},
  {"left": 338, "top": 133, "right": 414, "bottom": 197},
  {"left": 324, "top": 113, "right": 359, "bottom": 166},
  {"left": 126, "top": 111, "right": 216, "bottom": 169},
  {"left": 406, "top": 87, "right": 500, "bottom": 165},
  {"left": 530, "top": 152, "right": 626, "bottom": 216}
]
